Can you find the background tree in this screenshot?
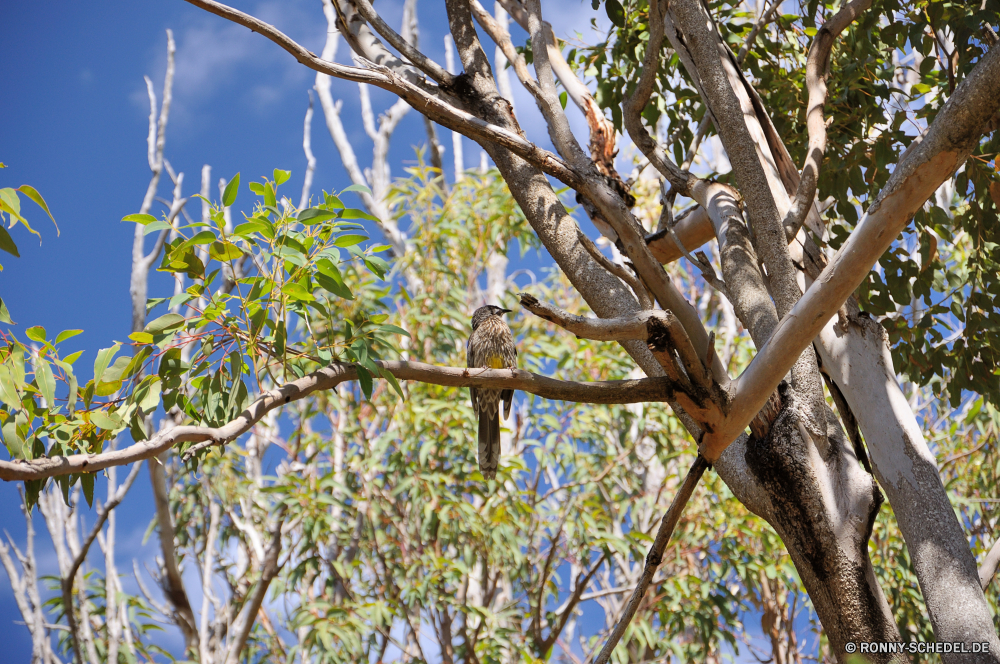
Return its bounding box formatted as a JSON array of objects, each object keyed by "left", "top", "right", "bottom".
[{"left": 1, "top": 1, "right": 999, "bottom": 663}]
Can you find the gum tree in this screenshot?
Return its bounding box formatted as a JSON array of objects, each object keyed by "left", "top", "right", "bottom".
[{"left": 1, "top": 0, "right": 999, "bottom": 662}]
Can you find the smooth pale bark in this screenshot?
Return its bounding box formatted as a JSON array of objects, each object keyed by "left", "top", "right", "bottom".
[{"left": 816, "top": 313, "right": 1000, "bottom": 660}]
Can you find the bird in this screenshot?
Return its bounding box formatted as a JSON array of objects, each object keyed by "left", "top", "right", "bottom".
[{"left": 467, "top": 305, "right": 517, "bottom": 480}]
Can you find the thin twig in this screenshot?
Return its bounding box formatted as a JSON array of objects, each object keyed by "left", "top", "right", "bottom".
[{"left": 593, "top": 455, "right": 709, "bottom": 664}]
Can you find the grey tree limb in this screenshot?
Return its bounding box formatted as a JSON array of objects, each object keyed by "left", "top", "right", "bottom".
[{"left": 593, "top": 455, "right": 709, "bottom": 664}]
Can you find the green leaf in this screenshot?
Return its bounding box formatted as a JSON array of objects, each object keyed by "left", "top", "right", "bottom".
[
  {"left": 559, "top": 91, "right": 568, "bottom": 109},
  {"left": 282, "top": 281, "right": 316, "bottom": 302},
  {"left": 223, "top": 172, "right": 240, "bottom": 207},
  {"left": 209, "top": 240, "right": 243, "bottom": 262},
  {"left": 144, "top": 313, "right": 186, "bottom": 335},
  {"left": 134, "top": 376, "right": 162, "bottom": 412},
  {"left": 316, "top": 273, "right": 353, "bottom": 300},
  {"left": 16, "top": 185, "right": 57, "bottom": 233},
  {"left": 339, "top": 209, "right": 380, "bottom": 223},
  {"left": 0, "top": 188, "right": 22, "bottom": 219},
  {"left": 356, "top": 365, "right": 373, "bottom": 399},
  {"left": 0, "top": 225, "right": 20, "bottom": 258},
  {"left": 334, "top": 234, "right": 368, "bottom": 247},
  {"left": 63, "top": 350, "right": 84, "bottom": 365},
  {"left": 297, "top": 208, "right": 340, "bottom": 225},
  {"left": 34, "top": 357, "right": 55, "bottom": 408},
  {"left": 364, "top": 255, "right": 390, "bottom": 279},
  {"left": 122, "top": 213, "right": 159, "bottom": 225},
  {"left": 55, "top": 329, "right": 83, "bottom": 344},
  {"left": 234, "top": 217, "right": 274, "bottom": 239},
  {"left": 186, "top": 230, "right": 217, "bottom": 246},
  {"left": 0, "top": 365, "right": 22, "bottom": 408},
  {"left": 341, "top": 184, "right": 372, "bottom": 195},
  {"left": 606, "top": 0, "right": 624, "bottom": 27},
  {"left": 81, "top": 473, "right": 95, "bottom": 508},
  {"left": 0, "top": 298, "right": 12, "bottom": 324},
  {"left": 90, "top": 409, "right": 123, "bottom": 431},
  {"left": 273, "top": 169, "right": 291, "bottom": 186},
  {"left": 25, "top": 326, "right": 47, "bottom": 343},
  {"left": 383, "top": 370, "right": 405, "bottom": 399},
  {"left": 98, "top": 355, "right": 131, "bottom": 389},
  {"left": 129, "top": 412, "right": 148, "bottom": 442},
  {"left": 378, "top": 324, "right": 411, "bottom": 338},
  {"left": 93, "top": 343, "right": 121, "bottom": 386},
  {"left": 2, "top": 419, "right": 26, "bottom": 460}
]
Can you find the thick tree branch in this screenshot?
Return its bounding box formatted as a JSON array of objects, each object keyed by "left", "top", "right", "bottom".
[
  {"left": 0, "top": 361, "right": 684, "bottom": 482},
  {"left": 645, "top": 206, "right": 715, "bottom": 264}
]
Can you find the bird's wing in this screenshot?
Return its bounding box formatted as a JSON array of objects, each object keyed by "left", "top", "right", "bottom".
[{"left": 468, "top": 329, "right": 480, "bottom": 411}]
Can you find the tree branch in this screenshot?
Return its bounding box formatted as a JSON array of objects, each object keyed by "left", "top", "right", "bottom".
[
  {"left": 780, "top": 0, "right": 873, "bottom": 237},
  {"left": 149, "top": 449, "right": 200, "bottom": 653},
  {"left": 573, "top": 230, "right": 652, "bottom": 309},
  {"left": 593, "top": 455, "right": 708, "bottom": 664},
  {"left": 621, "top": 0, "right": 695, "bottom": 194},
  {"left": 183, "top": 0, "right": 585, "bottom": 191},
  {"left": 351, "top": 0, "right": 454, "bottom": 85},
  {"left": 519, "top": 292, "right": 679, "bottom": 342},
  {"left": 222, "top": 506, "right": 288, "bottom": 664},
  {"left": 61, "top": 461, "right": 144, "bottom": 664},
  {"left": 979, "top": 537, "right": 1000, "bottom": 591},
  {"left": 299, "top": 91, "right": 317, "bottom": 210},
  {"left": 0, "top": 361, "right": 685, "bottom": 482}
]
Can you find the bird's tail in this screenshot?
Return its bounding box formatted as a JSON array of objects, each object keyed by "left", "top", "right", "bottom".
[{"left": 478, "top": 407, "right": 500, "bottom": 480}]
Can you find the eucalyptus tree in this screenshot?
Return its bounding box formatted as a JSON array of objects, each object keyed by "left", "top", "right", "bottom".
[{"left": 1, "top": 0, "right": 999, "bottom": 663}]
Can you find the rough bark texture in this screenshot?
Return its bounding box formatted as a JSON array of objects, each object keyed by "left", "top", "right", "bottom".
[{"left": 744, "top": 389, "right": 901, "bottom": 661}]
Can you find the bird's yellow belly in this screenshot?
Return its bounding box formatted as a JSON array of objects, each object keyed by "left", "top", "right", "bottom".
[{"left": 487, "top": 355, "right": 505, "bottom": 369}]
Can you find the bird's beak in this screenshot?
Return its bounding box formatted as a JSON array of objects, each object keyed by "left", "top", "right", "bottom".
[{"left": 500, "top": 308, "right": 512, "bottom": 314}]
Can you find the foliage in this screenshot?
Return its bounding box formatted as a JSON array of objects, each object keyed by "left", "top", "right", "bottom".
[
  {"left": 0, "top": 163, "right": 56, "bottom": 321},
  {"left": 0, "top": 171, "right": 396, "bottom": 515}
]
